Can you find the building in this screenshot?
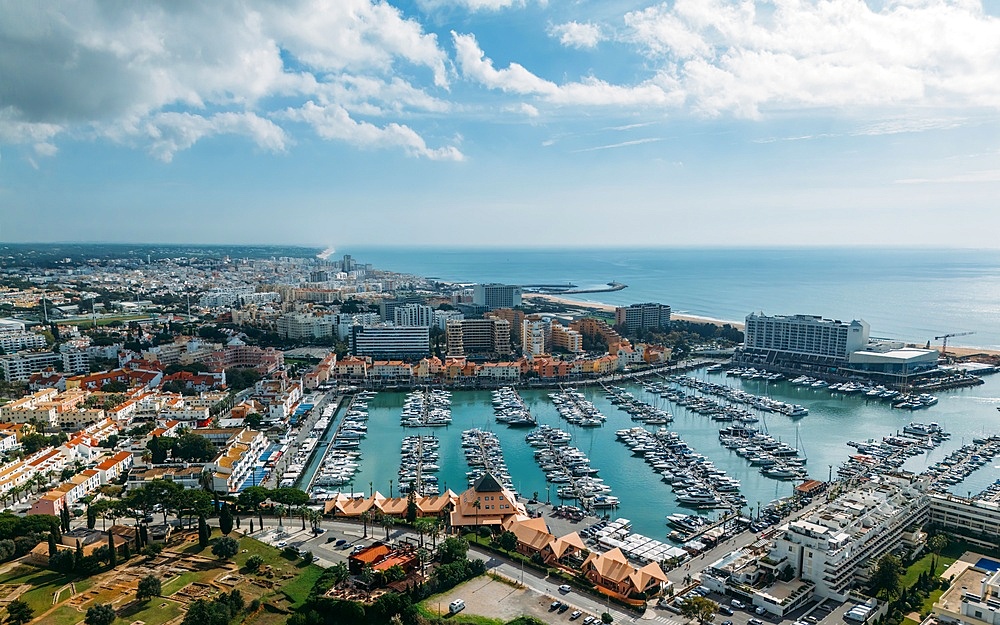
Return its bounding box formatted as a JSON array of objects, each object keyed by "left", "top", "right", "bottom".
[
  {"left": 0, "top": 351, "right": 62, "bottom": 382},
  {"left": 522, "top": 319, "right": 547, "bottom": 357},
  {"left": 741, "top": 313, "right": 870, "bottom": 369},
  {"left": 766, "top": 474, "right": 928, "bottom": 601},
  {"left": 432, "top": 309, "right": 464, "bottom": 330},
  {"left": 928, "top": 492, "right": 1000, "bottom": 550},
  {"left": 0, "top": 331, "right": 47, "bottom": 354},
  {"left": 202, "top": 345, "right": 283, "bottom": 374},
  {"left": 473, "top": 284, "right": 522, "bottom": 310},
  {"left": 60, "top": 345, "right": 90, "bottom": 374},
  {"left": 551, "top": 322, "right": 583, "bottom": 353},
  {"left": 393, "top": 304, "right": 433, "bottom": 327},
  {"left": 449, "top": 473, "right": 526, "bottom": 529},
  {"left": 933, "top": 557, "right": 1000, "bottom": 625},
  {"left": 615, "top": 303, "right": 672, "bottom": 334},
  {"left": 446, "top": 318, "right": 511, "bottom": 358},
  {"left": 843, "top": 344, "right": 940, "bottom": 385},
  {"left": 276, "top": 312, "right": 334, "bottom": 340},
  {"left": 581, "top": 547, "right": 670, "bottom": 599},
  {"left": 351, "top": 325, "right": 429, "bottom": 359}
]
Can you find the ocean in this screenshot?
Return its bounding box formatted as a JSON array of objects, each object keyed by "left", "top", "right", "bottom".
[{"left": 353, "top": 247, "right": 1000, "bottom": 350}]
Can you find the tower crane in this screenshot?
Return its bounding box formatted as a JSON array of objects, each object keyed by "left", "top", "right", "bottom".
[{"left": 934, "top": 331, "right": 975, "bottom": 357}]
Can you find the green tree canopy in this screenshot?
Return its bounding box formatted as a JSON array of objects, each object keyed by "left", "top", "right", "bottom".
[
  {"left": 137, "top": 574, "right": 161, "bottom": 601},
  {"left": 438, "top": 536, "right": 469, "bottom": 564},
  {"left": 212, "top": 536, "right": 239, "bottom": 560},
  {"left": 84, "top": 603, "right": 116, "bottom": 625},
  {"left": 870, "top": 554, "right": 903, "bottom": 601}
]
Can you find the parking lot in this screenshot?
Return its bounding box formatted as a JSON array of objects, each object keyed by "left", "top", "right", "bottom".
[{"left": 433, "top": 576, "right": 614, "bottom": 625}]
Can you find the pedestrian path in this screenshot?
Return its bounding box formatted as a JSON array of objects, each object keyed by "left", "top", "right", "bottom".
[{"left": 650, "top": 615, "right": 686, "bottom": 625}]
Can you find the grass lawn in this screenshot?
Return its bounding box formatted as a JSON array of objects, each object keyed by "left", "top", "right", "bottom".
[
  {"left": 280, "top": 565, "right": 325, "bottom": 608},
  {"left": 902, "top": 553, "right": 957, "bottom": 588},
  {"left": 0, "top": 566, "right": 78, "bottom": 615},
  {"left": 921, "top": 588, "right": 945, "bottom": 614},
  {"left": 40, "top": 604, "right": 85, "bottom": 625},
  {"left": 902, "top": 618, "right": 920, "bottom": 625},
  {"left": 115, "top": 599, "right": 185, "bottom": 625}
]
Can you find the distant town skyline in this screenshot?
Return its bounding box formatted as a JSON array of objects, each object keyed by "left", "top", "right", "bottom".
[{"left": 2, "top": 1, "right": 1000, "bottom": 247}]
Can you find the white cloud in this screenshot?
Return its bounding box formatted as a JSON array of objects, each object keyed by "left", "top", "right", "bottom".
[
  {"left": 283, "top": 102, "right": 464, "bottom": 161},
  {"left": 452, "top": 32, "right": 682, "bottom": 107},
  {"left": 417, "top": 0, "right": 533, "bottom": 11},
  {"left": 0, "top": 1, "right": 454, "bottom": 160},
  {"left": 549, "top": 21, "right": 603, "bottom": 49},
  {"left": 623, "top": 0, "right": 1000, "bottom": 117},
  {"left": 144, "top": 112, "right": 289, "bottom": 163},
  {"left": 572, "top": 138, "right": 664, "bottom": 152}
]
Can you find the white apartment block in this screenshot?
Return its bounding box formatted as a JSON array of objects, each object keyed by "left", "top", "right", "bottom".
[
  {"left": 334, "top": 312, "right": 382, "bottom": 340},
  {"left": 276, "top": 312, "right": 334, "bottom": 340},
  {"left": 0, "top": 351, "right": 62, "bottom": 382},
  {"left": 744, "top": 313, "right": 870, "bottom": 361},
  {"left": 199, "top": 287, "right": 255, "bottom": 308},
  {"left": 61, "top": 345, "right": 90, "bottom": 374},
  {"left": 767, "top": 474, "right": 928, "bottom": 601},
  {"left": 432, "top": 309, "right": 464, "bottom": 330},
  {"left": 0, "top": 331, "right": 47, "bottom": 354},
  {"left": 393, "top": 304, "right": 433, "bottom": 327},
  {"left": 928, "top": 492, "right": 1000, "bottom": 549},
  {"left": 351, "top": 324, "right": 429, "bottom": 359},
  {"left": 473, "top": 283, "right": 522, "bottom": 310}
]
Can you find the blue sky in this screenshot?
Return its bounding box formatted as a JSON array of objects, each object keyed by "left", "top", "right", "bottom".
[{"left": 2, "top": 0, "right": 1000, "bottom": 247}]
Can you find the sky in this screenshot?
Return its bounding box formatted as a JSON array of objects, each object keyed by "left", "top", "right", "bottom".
[{"left": 2, "top": 0, "right": 1000, "bottom": 248}]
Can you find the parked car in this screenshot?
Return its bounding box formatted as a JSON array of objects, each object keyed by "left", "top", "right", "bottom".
[
  {"left": 449, "top": 599, "right": 466, "bottom": 614},
  {"left": 756, "top": 607, "right": 768, "bottom": 616},
  {"left": 550, "top": 601, "right": 562, "bottom": 611},
  {"left": 731, "top": 600, "right": 746, "bottom": 609},
  {"left": 559, "top": 585, "right": 572, "bottom": 593},
  {"left": 558, "top": 604, "right": 570, "bottom": 614},
  {"left": 335, "top": 539, "right": 348, "bottom": 547},
  {"left": 570, "top": 611, "right": 582, "bottom": 620},
  {"left": 583, "top": 617, "right": 596, "bottom": 624},
  {"left": 719, "top": 606, "right": 734, "bottom": 616},
  {"left": 750, "top": 619, "right": 764, "bottom": 625}
]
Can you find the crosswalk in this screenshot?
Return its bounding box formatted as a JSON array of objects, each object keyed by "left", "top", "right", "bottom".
[{"left": 651, "top": 616, "right": 686, "bottom": 625}]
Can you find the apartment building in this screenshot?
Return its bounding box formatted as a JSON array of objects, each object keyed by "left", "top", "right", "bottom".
[
  {"left": 446, "top": 318, "right": 511, "bottom": 357},
  {"left": 0, "top": 351, "right": 62, "bottom": 382},
  {"left": 276, "top": 312, "right": 334, "bottom": 340},
  {"left": 928, "top": 492, "right": 1000, "bottom": 549},
  {"left": 0, "top": 331, "right": 47, "bottom": 354},
  {"left": 743, "top": 313, "right": 870, "bottom": 364},
  {"left": 522, "top": 319, "right": 547, "bottom": 357},
  {"left": 551, "top": 322, "right": 583, "bottom": 353},
  {"left": 615, "top": 302, "right": 672, "bottom": 334},
  {"left": 393, "top": 304, "right": 433, "bottom": 327},
  {"left": 351, "top": 324, "right": 429, "bottom": 359},
  {"left": 432, "top": 309, "right": 464, "bottom": 330},
  {"left": 767, "top": 474, "right": 928, "bottom": 601},
  {"left": 472, "top": 283, "right": 522, "bottom": 310}
]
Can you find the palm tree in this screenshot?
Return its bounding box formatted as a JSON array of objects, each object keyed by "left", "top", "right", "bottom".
[
  {"left": 430, "top": 518, "right": 442, "bottom": 549},
  {"left": 297, "top": 506, "right": 308, "bottom": 531},
  {"left": 413, "top": 518, "right": 433, "bottom": 549},
  {"left": 275, "top": 504, "right": 286, "bottom": 528},
  {"left": 472, "top": 498, "right": 481, "bottom": 529},
  {"left": 360, "top": 511, "right": 371, "bottom": 538},
  {"left": 382, "top": 515, "right": 396, "bottom": 540}
]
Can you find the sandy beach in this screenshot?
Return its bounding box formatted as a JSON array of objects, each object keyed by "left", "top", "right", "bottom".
[{"left": 525, "top": 293, "right": 1000, "bottom": 358}]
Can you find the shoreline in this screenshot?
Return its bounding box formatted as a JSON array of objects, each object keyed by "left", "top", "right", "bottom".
[
  {"left": 525, "top": 293, "right": 1000, "bottom": 358},
  {"left": 524, "top": 293, "right": 745, "bottom": 329}
]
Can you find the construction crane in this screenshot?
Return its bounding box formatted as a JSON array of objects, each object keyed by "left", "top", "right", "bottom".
[{"left": 934, "top": 331, "right": 975, "bottom": 357}]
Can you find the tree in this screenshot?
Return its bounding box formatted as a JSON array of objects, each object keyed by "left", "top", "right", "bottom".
[
  {"left": 382, "top": 515, "right": 397, "bottom": 540},
  {"left": 219, "top": 503, "right": 234, "bottom": 536},
  {"left": 85, "top": 603, "right": 116, "bottom": 625},
  {"left": 928, "top": 534, "right": 949, "bottom": 574},
  {"left": 601, "top": 612, "right": 614, "bottom": 624},
  {"left": 406, "top": 489, "right": 418, "bottom": 523},
  {"left": 198, "top": 515, "right": 210, "bottom": 549},
  {"left": 137, "top": 575, "right": 162, "bottom": 601},
  {"left": 870, "top": 554, "right": 903, "bottom": 601},
  {"left": 680, "top": 596, "right": 718, "bottom": 625},
  {"left": 175, "top": 489, "right": 213, "bottom": 529},
  {"left": 212, "top": 536, "right": 239, "bottom": 560},
  {"left": 5, "top": 598, "right": 33, "bottom": 625},
  {"left": 413, "top": 517, "right": 434, "bottom": 549},
  {"left": 107, "top": 531, "right": 117, "bottom": 568},
  {"left": 360, "top": 510, "right": 371, "bottom": 538},
  {"left": 498, "top": 530, "right": 518, "bottom": 552},
  {"left": 174, "top": 432, "right": 216, "bottom": 462},
  {"left": 472, "top": 498, "right": 481, "bottom": 527},
  {"left": 142, "top": 543, "right": 163, "bottom": 559},
  {"left": 245, "top": 554, "right": 265, "bottom": 573},
  {"left": 438, "top": 536, "right": 469, "bottom": 564},
  {"left": 330, "top": 561, "right": 350, "bottom": 588},
  {"left": 86, "top": 504, "right": 97, "bottom": 530}
]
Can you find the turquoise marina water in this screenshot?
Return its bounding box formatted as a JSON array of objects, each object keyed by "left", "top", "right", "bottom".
[{"left": 342, "top": 371, "right": 1000, "bottom": 540}]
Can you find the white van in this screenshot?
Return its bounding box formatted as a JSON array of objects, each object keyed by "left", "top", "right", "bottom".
[{"left": 449, "top": 599, "right": 466, "bottom": 614}]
